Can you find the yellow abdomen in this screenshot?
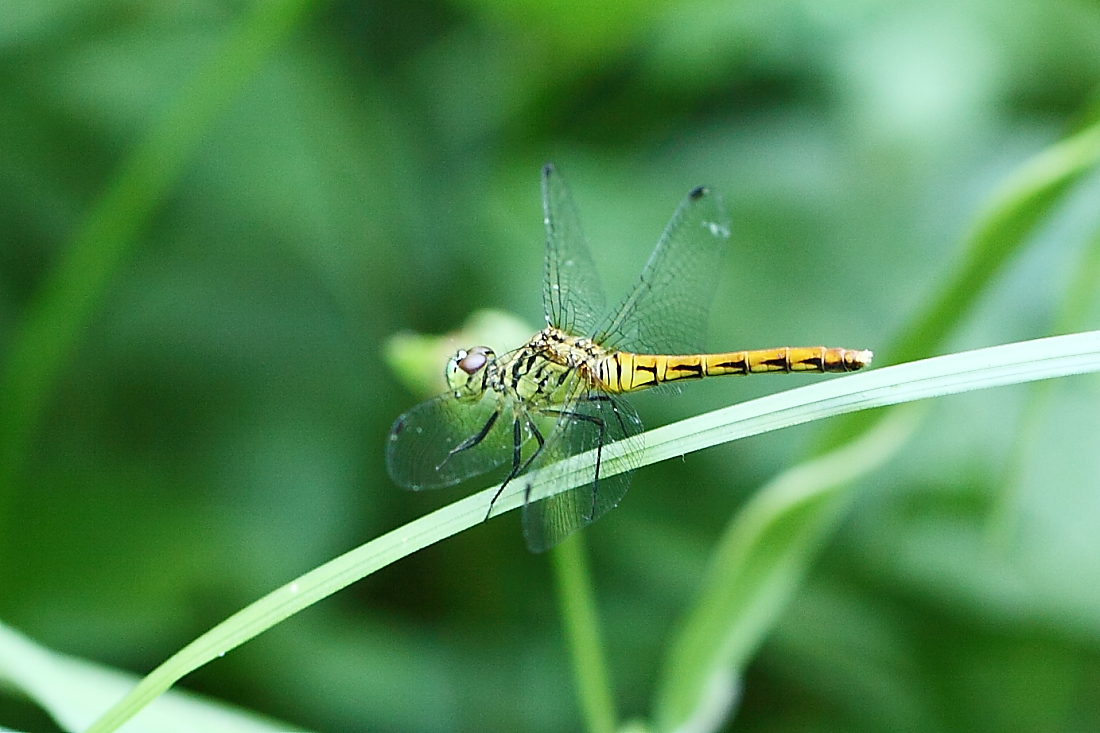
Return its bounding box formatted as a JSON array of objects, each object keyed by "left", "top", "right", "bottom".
[{"left": 595, "top": 346, "right": 872, "bottom": 393}]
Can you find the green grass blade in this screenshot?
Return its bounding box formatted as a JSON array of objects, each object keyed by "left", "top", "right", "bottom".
[
  {"left": 646, "top": 329, "right": 1100, "bottom": 732},
  {"left": 1051, "top": 221, "right": 1100, "bottom": 337},
  {"left": 551, "top": 534, "right": 619, "bottom": 733},
  {"left": 0, "top": 0, "right": 315, "bottom": 529},
  {"left": 986, "top": 220, "right": 1100, "bottom": 546},
  {"left": 889, "top": 120, "right": 1100, "bottom": 366},
  {"left": 84, "top": 330, "right": 1100, "bottom": 733},
  {"left": 820, "top": 119, "right": 1100, "bottom": 453},
  {"left": 648, "top": 121, "right": 1100, "bottom": 732},
  {"left": 650, "top": 408, "right": 919, "bottom": 733},
  {"left": 0, "top": 620, "right": 309, "bottom": 732}
]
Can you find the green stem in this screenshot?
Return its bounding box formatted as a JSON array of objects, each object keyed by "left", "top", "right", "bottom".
[{"left": 551, "top": 533, "right": 618, "bottom": 733}]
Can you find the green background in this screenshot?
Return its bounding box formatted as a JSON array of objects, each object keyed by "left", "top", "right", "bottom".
[{"left": 2, "top": 0, "right": 1100, "bottom": 731}]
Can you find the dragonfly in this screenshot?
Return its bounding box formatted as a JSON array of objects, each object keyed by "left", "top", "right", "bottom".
[{"left": 386, "top": 164, "right": 872, "bottom": 552}]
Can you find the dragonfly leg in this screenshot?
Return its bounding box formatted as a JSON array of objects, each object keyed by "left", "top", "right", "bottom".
[
  {"left": 542, "top": 406, "right": 607, "bottom": 522},
  {"left": 575, "top": 392, "right": 638, "bottom": 519},
  {"left": 583, "top": 393, "right": 631, "bottom": 436},
  {"left": 435, "top": 409, "right": 501, "bottom": 472},
  {"left": 485, "top": 416, "right": 545, "bottom": 521}
]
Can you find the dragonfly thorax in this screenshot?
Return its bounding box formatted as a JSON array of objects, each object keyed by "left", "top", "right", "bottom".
[
  {"left": 445, "top": 346, "right": 496, "bottom": 402},
  {"left": 464, "top": 327, "right": 611, "bottom": 406},
  {"left": 530, "top": 327, "right": 608, "bottom": 369}
]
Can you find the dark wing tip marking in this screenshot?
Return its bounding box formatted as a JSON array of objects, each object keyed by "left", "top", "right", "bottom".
[{"left": 689, "top": 185, "right": 708, "bottom": 200}]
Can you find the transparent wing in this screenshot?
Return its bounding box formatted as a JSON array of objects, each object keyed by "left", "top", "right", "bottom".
[
  {"left": 521, "top": 390, "right": 643, "bottom": 553},
  {"left": 594, "top": 185, "right": 731, "bottom": 355},
  {"left": 386, "top": 391, "right": 514, "bottom": 490},
  {"left": 542, "top": 163, "right": 607, "bottom": 337}
]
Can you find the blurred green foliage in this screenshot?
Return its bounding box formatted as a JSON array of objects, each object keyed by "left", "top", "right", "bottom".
[{"left": 2, "top": 0, "right": 1100, "bottom": 732}]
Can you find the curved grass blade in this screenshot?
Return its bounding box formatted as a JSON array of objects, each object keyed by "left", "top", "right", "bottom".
[
  {"left": 986, "top": 218, "right": 1100, "bottom": 545},
  {"left": 824, "top": 119, "right": 1100, "bottom": 452},
  {"left": 84, "top": 330, "right": 1100, "bottom": 733},
  {"left": 651, "top": 408, "right": 919, "bottom": 733},
  {"left": 652, "top": 120, "right": 1100, "bottom": 732},
  {"left": 0, "top": 620, "right": 308, "bottom": 733},
  {"left": 891, "top": 119, "right": 1100, "bottom": 366}
]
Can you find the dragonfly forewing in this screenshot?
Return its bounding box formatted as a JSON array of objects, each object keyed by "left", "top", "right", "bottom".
[
  {"left": 522, "top": 391, "right": 643, "bottom": 553},
  {"left": 542, "top": 163, "right": 607, "bottom": 337},
  {"left": 596, "top": 184, "right": 731, "bottom": 356},
  {"left": 386, "top": 392, "right": 516, "bottom": 490}
]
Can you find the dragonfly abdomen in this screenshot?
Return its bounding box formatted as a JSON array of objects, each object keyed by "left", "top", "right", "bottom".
[{"left": 596, "top": 347, "right": 872, "bottom": 393}]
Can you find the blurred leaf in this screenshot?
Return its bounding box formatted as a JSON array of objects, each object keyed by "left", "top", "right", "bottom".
[
  {"left": 765, "top": 581, "right": 933, "bottom": 733},
  {"left": 650, "top": 408, "right": 918, "bottom": 733},
  {"left": 454, "top": 0, "right": 669, "bottom": 59},
  {"left": 386, "top": 309, "right": 534, "bottom": 397},
  {"left": 888, "top": 119, "right": 1100, "bottom": 366},
  {"left": 986, "top": 221, "right": 1100, "bottom": 544},
  {"left": 0, "top": 620, "right": 308, "bottom": 733},
  {"left": 0, "top": 0, "right": 85, "bottom": 47},
  {"left": 0, "top": 0, "right": 316, "bottom": 524},
  {"left": 651, "top": 117, "right": 1100, "bottom": 732},
  {"left": 815, "top": 117, "right": 1100, "bottom": 450}
]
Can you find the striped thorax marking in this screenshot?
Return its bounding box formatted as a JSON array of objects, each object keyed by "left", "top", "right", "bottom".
[{"left": 488, "top": 327, "right": 609, "bottom": 408}]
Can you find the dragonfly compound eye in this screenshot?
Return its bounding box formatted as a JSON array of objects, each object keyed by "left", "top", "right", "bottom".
[
  {"left": 458, "top": 346, "right": 493, "bottom": 374},
  {"left": 445, "top": 346, "right": 495, "bottom": 401}
]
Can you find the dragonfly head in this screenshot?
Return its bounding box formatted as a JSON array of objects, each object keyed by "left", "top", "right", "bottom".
[{"left": 445, "top": 346, "right": 495, "bottom": 402}]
